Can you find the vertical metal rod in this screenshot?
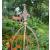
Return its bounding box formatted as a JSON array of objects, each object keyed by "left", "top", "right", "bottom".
[{"left": 23, "top": 21, "right": 27, "bottom": 50}]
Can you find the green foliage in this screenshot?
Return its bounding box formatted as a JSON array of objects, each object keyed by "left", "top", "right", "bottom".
[
  {"left": 27, "top": 17, "right": 49, "bottom": 50},
  {"left": 2, "top": 18, "right": 21, "bottom": 41},
  {"left": 2, "top": 0, "right": 49, "bottom": 24},
  {"left": 2, "top": 46, "right": 8, "bottom": 50},
  {"left": 2, "top": 16, "right": 49, "bottom": 50},
  {"left": 2, "top": 0, "right": 49, "bottom": 50}
]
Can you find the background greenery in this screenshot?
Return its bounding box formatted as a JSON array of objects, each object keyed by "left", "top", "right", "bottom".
[{"left": 2, "top": 0, "right": 49, "bottom": 50}]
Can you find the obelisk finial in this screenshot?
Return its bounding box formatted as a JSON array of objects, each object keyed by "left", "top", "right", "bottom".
[{"left": 22, "top": 4, "right": 29, "bottom": 21}]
